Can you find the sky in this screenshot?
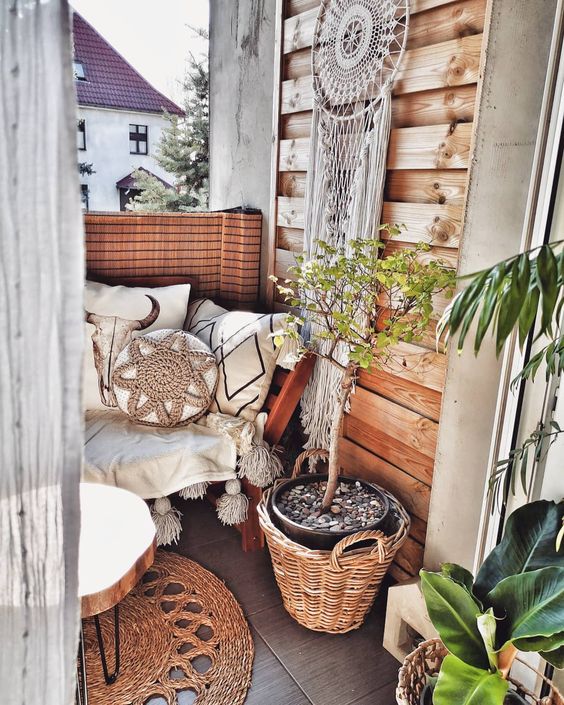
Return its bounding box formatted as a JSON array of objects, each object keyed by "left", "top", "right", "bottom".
[{"left": 71, "top": 0, "right": 209, "bottom": 105}]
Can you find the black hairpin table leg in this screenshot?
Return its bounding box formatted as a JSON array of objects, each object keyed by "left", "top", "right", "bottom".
[
  {"left": 76, "top": 622, "right": 88, "bottom": 705},
  {"left": 94, "top": 604, "right": 121, "bottom": 685}
]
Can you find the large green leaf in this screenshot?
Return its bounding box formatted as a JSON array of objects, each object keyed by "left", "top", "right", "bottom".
[
  {"left": 433, "top": 654, "right": 508, "bottom": 705},
  {"left": 513, "top": 631, "right": 564, "bottom": 654},
  {"left": 487, "top": 567, "right": 564, "bottom": 649},
  {"left": 441, "top": 563, "right": 475, "bottom": 593},
  {"left": 541, "top": 644, "right": 564, "bottom": 668},
  {"left": 475, "top": 500, "right": 564, "bottom": 600},
  {"left": 421, "top": 571, "right": 489, "bottom": 669}
]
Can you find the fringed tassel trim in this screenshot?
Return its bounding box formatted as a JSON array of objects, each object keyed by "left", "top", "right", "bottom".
[
  {"left": 238, "top": 441, "right": 284, "bottom": 488},
  {"left": 216, "top": 478, "right": 248, "bottom": 525},
  {"left": 178, "top": 481, "right": 209, "bottom": 501},
  {"left": 151, "top": 497, "right": 182, "bottom": 546}
]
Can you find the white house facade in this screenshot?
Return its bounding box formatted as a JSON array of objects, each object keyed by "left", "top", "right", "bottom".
[{"left": 73, "top": 12, "right": 183, "bottom": 212}]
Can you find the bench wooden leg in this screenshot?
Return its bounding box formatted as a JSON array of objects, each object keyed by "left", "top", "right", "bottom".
[{"left": 239, "top": 478, "right": 264, "bottom": 552}]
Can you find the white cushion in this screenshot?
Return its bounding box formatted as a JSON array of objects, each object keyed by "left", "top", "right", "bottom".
[
  {"left": 84, "top": 281, "right": 191, "bottom": 411},
  {"left": 185, "top": 299, "right": 288, "bottom": 421},
  {"left": 83, "top": 410, "right": 237, "bottom": 499}
]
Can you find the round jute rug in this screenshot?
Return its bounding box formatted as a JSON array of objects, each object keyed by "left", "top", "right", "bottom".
[{"left": 82, "top": 550, "right": 254, "bottom": 705}]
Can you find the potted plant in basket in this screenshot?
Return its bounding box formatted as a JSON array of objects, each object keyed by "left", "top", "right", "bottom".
[
  {"left": 269, "top": 229, "right": 456, "bottom": 550},
  {"left": 401, "top": 500, "right": 564, "bottom": 705}
]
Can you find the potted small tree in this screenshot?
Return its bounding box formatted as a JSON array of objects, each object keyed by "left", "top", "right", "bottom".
[
  {"left": 270, "top": 230, "right": 455, "bottom": 549},
  {"left": 396, "top": 500, "right": 564, "bottom": 705}
]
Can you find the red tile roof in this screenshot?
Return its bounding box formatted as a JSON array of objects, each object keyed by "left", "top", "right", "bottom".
[{"left": 73, "top": 12, "right": 184, "bottom": 116}]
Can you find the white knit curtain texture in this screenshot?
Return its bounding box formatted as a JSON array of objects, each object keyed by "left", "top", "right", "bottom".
[
  {"left": 0, "top": 1, "right": 84, "bottom": 703},
  {"left": 301, "top": 0, "right": 409, "bottom": 451}
]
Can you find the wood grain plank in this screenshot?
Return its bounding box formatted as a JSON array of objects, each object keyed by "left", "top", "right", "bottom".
[
  {"left": 274, "top": 247, "right": 298, "bottom": 279},
  {"left": 382, "top": 201, "right": 462, "bottom": 247},
  {"left": 279, "top": 137, "right": 310, "bottom": 171},
  {"left": 384, "top": 240, "right": 459, "bottom": 269},
  {"left": 388, "top": 122, "right": 473, "bottom": 169},
  {"left": 374, "top": 341, "right": 447, "bottom": 393},
  {"left": 407, "top": 0, "right": 486, "bottom": 51},
  {"left": 389, "top": 562, "right": 413, "bottom": 583},
  {"left": 281, "top": 111, "right": 313, "bottom": 139},
  {"left": 385, "top": 169, "right": 468, "bottom": 205},
  {"left": 284, "top": 47, "right": 311, "bottom": 80},
  {"left": 359, "top": 368, "right": 443, "bottom": 421},
  {"left": 277, "top": 196, "right": 305, "bottom": 229},
  {"left": 395, "top": 536, "right": 425, "bottom": 576},
  {"left": 277, "top": 226, "right": 304, "bottom": 251},
  {"left": 286, "top": 0, "right": 457, "bottom": 18},
  {"left": 395, "top": 34, "right": 482, "bottom": 95},
  {"left": 392, "top": 84, "right": 477, "bottom": 128},
  {"left": 279, "top": 171, "right": 307, "bottom": 197},
  {"left": 283, "top": 8, "right": 317, "bottom": 54},
  {"left": 340, "top": 438, "right": 431, "bottom": 521}
]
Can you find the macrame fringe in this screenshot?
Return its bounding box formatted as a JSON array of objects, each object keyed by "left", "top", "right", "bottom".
[
  {"left": 216, "top": 478, "right": 248, "bottom": 525},
  {"left": 238, "top": 442, "right": 284, "bottom": 488},
  {"left": 179, "top": 481, "right": 209, "bottom": 500},
  {"left": 151, "top": 496, "right": 182, "bottom": 546},
  {"left": 278, "top": 334, "right": 303, "bottom": 370},
  {"left": 300, "top": 90, "right": 392, "bottom": 450}
]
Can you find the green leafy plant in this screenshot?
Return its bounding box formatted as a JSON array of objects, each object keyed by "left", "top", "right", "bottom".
[
  {"left": 421, "top": 500, "right": 564, "bottom": 705},
  {"left": 271, "top": 230, "right": 455, "bottom": 510},
  {"left": 438, "top": 241, "right": 564, "bottom": 498}
]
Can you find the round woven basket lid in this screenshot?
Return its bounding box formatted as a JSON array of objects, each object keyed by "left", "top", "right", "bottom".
[
  {"left": 112, "top": 329, "right": 218, "bottom": 427},
  {"left": 312, "top": 0, "right": 409, "bottom": 116}
]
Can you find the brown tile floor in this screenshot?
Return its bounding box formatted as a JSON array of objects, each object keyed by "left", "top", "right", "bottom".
[{"left": 168, "top": 496, "right": 401, "bottom": 705}]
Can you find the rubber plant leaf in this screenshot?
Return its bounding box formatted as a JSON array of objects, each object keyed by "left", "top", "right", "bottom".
[
  {"left": 474, "top": 500, "right": 564, "bottom": 601},
  {"left": 420, "top": 571, "right": 489, "bottom": 669},
  {"left": 487, "top": 566, "right": 564, "bottom": 650},
  {"left": 433, "top": 654, "right": 508, "bottom": 705}
]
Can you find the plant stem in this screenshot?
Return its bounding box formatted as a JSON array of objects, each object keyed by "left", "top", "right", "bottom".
[
  {"left": 498, "top": 644, "right": 518, "bottom": 679},
  {"left": 321, "top": 362, "right": 357, "bottom": 512}
]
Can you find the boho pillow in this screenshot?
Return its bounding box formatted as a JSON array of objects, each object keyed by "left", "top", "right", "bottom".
[
  {"left": 184, "top": 298, "right": 288, "bottom": 421},
  {"left": 84, "top": 280, "right": 191, "bottom": 411},
  {"left": 112, "top": 329, "right": 218, "bottom": 427}
]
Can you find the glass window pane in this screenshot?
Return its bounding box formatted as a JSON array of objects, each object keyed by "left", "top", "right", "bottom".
[
  {"left": 138, "top": 125, "right": 147, "bottom": 134},
  {"left": 130, "top": 140, "right": 137, "bottom": 153}
]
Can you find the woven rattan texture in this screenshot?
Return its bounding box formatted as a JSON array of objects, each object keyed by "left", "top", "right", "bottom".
[
  {"left": 396, "top": 639, "right": 564, "bottom": 705},
  {"left": 258, "top": 449, "right": 410, "bottom": 634},
  {"left": 82, "top": 550, "right": 254, "bottom": 705}
]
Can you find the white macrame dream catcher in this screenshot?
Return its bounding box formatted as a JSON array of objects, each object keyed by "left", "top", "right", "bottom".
[{"left": 301, "top": 0, "right": 409, "bottom": 452}]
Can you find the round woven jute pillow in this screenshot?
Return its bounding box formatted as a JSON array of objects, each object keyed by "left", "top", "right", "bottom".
[
  {"left": 396, "top": 639, "right": 564, "bottom": 705},
  {"left": 82, "top": 550, "right": 254, "bottom": 705},
  {"left": 112, "top": 329, "right": 218, "bottom": 427}
]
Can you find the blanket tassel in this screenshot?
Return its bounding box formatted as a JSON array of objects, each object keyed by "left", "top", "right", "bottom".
[
  {"left": 216, "top": 479, "right": 248, "bottom": 525},
  {"left": 179, "top": 481, "right": 209, "bottom": 500},
  {"left": 238, "top": 442, "right": 284, "bottom": 488},
  {"left": 151, "top": 496, "right": 182, "bottom": 546}
]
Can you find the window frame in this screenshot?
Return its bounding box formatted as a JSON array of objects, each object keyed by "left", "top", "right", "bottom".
[
  {"left": 77, "top": 119, "right": 86, "bottom": 151},
  {"left": 129, "top": 124, "right": 148, "bottom": 155},
  {"left": 73, "top": 61, "right": 86, "bottom": 81}
]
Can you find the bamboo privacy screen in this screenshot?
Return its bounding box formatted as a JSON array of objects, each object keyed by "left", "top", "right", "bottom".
[
  {"left": 85, "top": 210, "right": 262, "bottom": 307},
  {"left": 0, "top": 1, "right": 83, "bottom": 703},
  {"left": 269, "top": 0, "right": 489, "bottom": 578}
]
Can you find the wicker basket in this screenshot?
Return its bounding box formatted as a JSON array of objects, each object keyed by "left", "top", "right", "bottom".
[
  {"left": 396, "top": 639, "right": 564, "bottom": 705},
  {"left": 258, "top": 449, "right": 411, "bottom": 633}
]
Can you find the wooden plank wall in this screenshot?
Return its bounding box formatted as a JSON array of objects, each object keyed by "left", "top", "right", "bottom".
[
  {"left": 85, "top": 210, "right": 262, "bottom": 307},
  {"left": 269, "top": 0, "right": 488, "bottom": 580}
]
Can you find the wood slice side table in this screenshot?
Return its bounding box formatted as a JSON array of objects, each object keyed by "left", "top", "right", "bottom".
[{"left": 77, "top": 483, "right": 156, "bottom": 704}]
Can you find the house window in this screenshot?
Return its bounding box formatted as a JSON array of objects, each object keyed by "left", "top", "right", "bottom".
[
  {"left": 77, "top": 119, "right": 86, "bottom": 150},
  {"left": 129, "top": 124, "right": 148, "bottom": 155},
  {"left": 73, "top": 61, "right": 86, "bottom": 81},
  {"left": 80, "top": 184, "right": 89, "bottom": 211}
]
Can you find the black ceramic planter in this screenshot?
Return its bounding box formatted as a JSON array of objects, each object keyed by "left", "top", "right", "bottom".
[{"left": 270, "top": 473, "right": 390, "bottom": 550}]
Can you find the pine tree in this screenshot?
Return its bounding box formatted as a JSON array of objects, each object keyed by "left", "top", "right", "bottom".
[{"left": 130, "top": 32, "right": 209, "bottom": 213}]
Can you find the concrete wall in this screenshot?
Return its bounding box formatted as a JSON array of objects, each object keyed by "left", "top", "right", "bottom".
[
  {"left": 424, "top": 0, "right": 559, "bottom": 572},
  {"left": 208, "top": 0, "right": 276, "bottom": 300},
  {"left": 77, "top": 106, "right": 174, "bottom": 211}
]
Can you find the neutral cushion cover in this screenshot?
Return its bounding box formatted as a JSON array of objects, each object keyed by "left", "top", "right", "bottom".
[
  {"left": 83, "top": 410, "right": 237, "bottom": 499},
  {"left": 84, "top": 280, "right": 191, "bottom": 411},
  {"left": 112, "top": 329, "right": 218, "bottom": 427},
  {"left": 185, "top": 299, "right": 288, "bottom": 420}
]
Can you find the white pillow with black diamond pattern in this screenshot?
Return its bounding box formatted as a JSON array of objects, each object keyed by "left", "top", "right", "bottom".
[
  {"left": 112, "top": 328, "right": 218, "bottom": 427},
  {"left": 184, "top": 299, "right": 288, "bottom": 421}
]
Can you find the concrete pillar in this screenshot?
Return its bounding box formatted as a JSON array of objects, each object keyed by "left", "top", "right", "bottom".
[{"left": 208, "top": 0, "right": 276, "bottom": 301}]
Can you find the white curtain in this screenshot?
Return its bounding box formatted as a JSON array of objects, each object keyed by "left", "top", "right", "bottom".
[{"left": 0, "top": 1, "right": 84, "bottom": 703}]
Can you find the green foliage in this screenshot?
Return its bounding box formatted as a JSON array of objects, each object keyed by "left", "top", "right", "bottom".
[
  {"left": 78, "top": 161, "right": 95, "bottom": 176},
  {"left": 420, "top": 500, "right": 564, "bottom": 704},
  {"left": 271, "top": 231, "right": 456, "bottom": 373},
  {"left": 131, "top": 30, "right": 209, "bottom": 212},
  {"left": 433, "top": 654, "right": 508, "bottom": 705}
]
